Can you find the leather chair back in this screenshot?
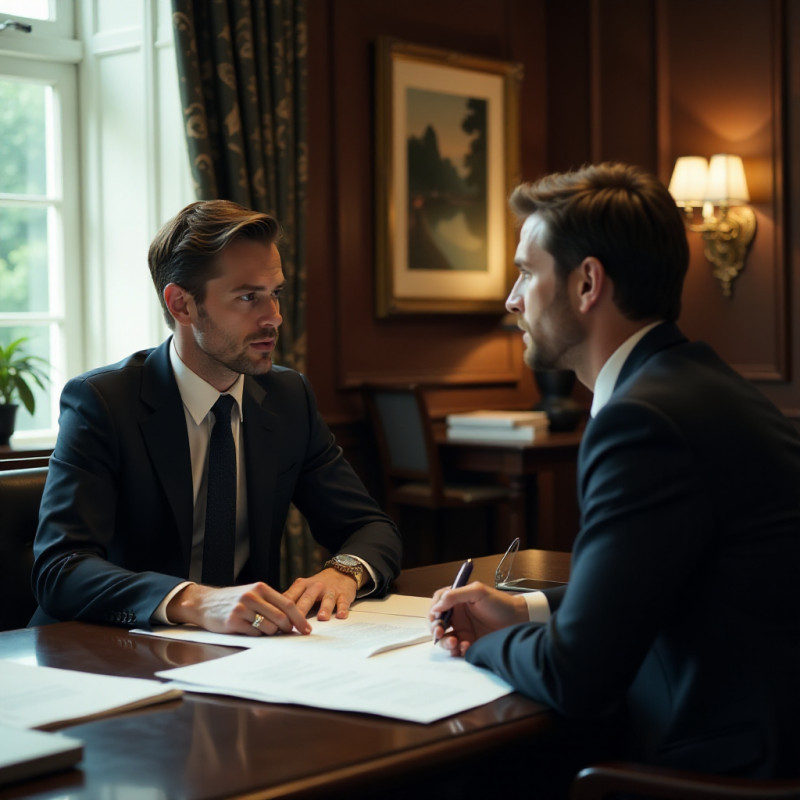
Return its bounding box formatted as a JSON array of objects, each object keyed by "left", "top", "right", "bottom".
[
  {"left": 363, "top": 384, "right": 446, "bottom": 503},
  {"left": 0, "top": 466, "right": 47, "bottom": 630}
]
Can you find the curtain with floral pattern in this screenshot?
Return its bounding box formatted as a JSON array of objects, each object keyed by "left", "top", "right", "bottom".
[{"left": 171, "top": 0, "right": 319, "bottom": 585}]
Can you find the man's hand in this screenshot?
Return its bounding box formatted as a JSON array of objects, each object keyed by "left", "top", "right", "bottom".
[
  {"left": 166, "top": 582, "right": 312, "bottom": 636},
  {"left": 428, "top": 581, "right": 529, "bottom": 656},
  {"left": 283, "top": 568, "right": 358, "bottom": 622}
]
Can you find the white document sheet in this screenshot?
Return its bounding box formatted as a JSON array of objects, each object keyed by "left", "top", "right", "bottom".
[
  {"left": 350, "top": 594, "right": 431, "bottom": 617},
  {"left": 157, "top": 639, "right": 512, "bottom": 724},
  {"left": 0, "top": 661, "right": 181, "bottom": 730},
  {"left": 131, "top": 595, "right": 434, "bottom": 657}
]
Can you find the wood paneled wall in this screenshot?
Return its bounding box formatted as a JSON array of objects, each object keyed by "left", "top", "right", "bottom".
[
  {"left": 306, "top": 0, "right": 544, "bottom": 431},
  {"left": 306, "top": 0, "right": 799, "bottom": 439}
]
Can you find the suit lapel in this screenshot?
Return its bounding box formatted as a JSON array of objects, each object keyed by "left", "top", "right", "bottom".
[
  {"left": 242, "top": 377, "right": 280, "bottom": 577},
  {"left": 139, "top": 339, "right": 195, "bottom": 573}
]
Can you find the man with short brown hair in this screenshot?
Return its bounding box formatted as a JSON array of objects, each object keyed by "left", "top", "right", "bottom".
[
  {"left": 33, "top": 199, "right": 401, "bottom": 635},
  {"left": 431, "top": 163, "right": 800, "bottom": 779}
]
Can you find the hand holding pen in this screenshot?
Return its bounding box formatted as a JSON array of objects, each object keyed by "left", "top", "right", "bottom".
[{"left": 431, "top": 558, "right": 473, "bottom": 644}]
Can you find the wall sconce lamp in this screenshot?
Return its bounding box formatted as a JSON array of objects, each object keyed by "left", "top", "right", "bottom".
[{"left": 668, "top": 154, "right": 756, "bottom": 298}]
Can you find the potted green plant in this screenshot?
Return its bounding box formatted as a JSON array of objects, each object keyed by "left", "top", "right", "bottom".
[{"left": 0, "top": 337, "right": 51, "bottom": 446}]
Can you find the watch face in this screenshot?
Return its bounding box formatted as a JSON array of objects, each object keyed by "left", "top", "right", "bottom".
[{"left": 335, "top": 555, "right": 360, "bottom": 568}]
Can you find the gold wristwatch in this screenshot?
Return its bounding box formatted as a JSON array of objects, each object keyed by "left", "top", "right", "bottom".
[{"left": 324, "top": 554, "right": 367, "bottom": 589}]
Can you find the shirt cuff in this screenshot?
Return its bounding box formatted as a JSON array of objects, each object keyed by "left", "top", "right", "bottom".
[
  {"left": 523, "top": 590, "right": 552, "bottom": 624},
  {"left": 154, "top": 581, "right": 193, "bottom": 624},
  {"left": 349, "top": 556, "right": 377, "bottom": 597}
]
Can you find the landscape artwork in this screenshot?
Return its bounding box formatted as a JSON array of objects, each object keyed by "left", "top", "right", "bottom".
[
  {"left": 406, "top": 88, "right": 488, "bottom": 272},
  {"left": 375, "top": 39, "right": 521, "bottom": 316}
]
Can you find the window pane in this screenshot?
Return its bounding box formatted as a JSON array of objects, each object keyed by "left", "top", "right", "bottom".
[
  {"left": 0, "top": 1, "right": 50, "bottom": 21},
  {"left": 0, "top": 325, "right": 53, "bottom": 433},
  {"left": 0, "top": 79, "right": 48, "bottom": 196},
  {"left": 0, "top": 205, "right": 50, "bottom": 312}
]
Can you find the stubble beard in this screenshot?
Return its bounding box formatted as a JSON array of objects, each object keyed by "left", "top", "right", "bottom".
[
  {"left": 195, "top": 307, "right": 279, "bottom": 377},
  {"left": 524, "top": 334, "right": 562, "bottom": 372},
  {"left": 521, "top": 299, "right": 584, "bottom": 373}
]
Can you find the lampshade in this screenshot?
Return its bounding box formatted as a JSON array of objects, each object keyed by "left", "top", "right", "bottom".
[
  {"left": 704, "top": 154, "right": 750, "bottom": 204},
  {"left": 668, "top": 156, "right": 708, "bottom": 206}
]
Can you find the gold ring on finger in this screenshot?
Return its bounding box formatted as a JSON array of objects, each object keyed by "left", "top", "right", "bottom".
[{"left": 252, "top": 613, "right": 265, "bottom": 629}]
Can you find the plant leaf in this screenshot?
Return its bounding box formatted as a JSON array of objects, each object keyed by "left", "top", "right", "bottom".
[
  {"left": 12, "top": 374, "right": 35, "bottom": 415},
  {"left": 0, "top": 337, "right": 50, "bottom": 407}
]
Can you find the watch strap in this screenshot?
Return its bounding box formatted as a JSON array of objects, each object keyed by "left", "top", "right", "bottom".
[{"left": 324, "top": 556, "right": 367, "bottom": 589}]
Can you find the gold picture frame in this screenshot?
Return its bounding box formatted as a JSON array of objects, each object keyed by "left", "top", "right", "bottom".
[{"left": 375, "top": 37, "right": 522, "bottom": 317}]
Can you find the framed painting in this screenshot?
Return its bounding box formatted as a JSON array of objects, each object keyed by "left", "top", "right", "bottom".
[{"left": 375, "top": 38, "right": 522, "bottom": 317}]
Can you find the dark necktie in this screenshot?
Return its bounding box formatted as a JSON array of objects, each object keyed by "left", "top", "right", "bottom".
[{"left": 202, "top": 394, "right": 236, "bottom": 586}]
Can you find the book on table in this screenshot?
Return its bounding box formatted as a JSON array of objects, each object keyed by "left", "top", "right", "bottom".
[
  {"left": 0, "top": 724, "right": 82, "bottom": 786},
  {"left": 445, "top": 410, "right": 549, "bottom": 429},
  {"left": 445, "top": 423, "right": 548, "bottom": 444}
]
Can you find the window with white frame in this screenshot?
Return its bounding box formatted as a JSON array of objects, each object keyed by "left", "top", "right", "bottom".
[
  {"left": 0, "top": 0, "right": 81, "bottom": 443},
  {"left": 0, "top": 1, "right": 191, "bottom": 445}
]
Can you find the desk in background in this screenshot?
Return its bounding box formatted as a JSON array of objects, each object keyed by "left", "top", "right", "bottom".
[
  {"left": 0, "top": 551, "right": 570, "bottom": 800},
  {"left": 437, "top": 430, "right": 582, "bottom": 552}
]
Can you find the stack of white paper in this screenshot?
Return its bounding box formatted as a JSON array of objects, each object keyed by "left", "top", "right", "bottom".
[
  {"left": 0, "top": 661, "right": 182, "bottom": 730},
  {"left": 157, "top": 640, "right": 512, "bottom": 724},
  {"left": 131, "top": 595, "right": 434, "bottom": 657},
  {"left": 445, "top": 410, "right": 549, "bottom": 443},
  {"left": 148, "top": 595, "right": 514, "bottom": 723}
]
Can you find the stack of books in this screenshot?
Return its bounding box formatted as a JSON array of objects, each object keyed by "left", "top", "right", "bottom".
[{"left": 445, "top": 410, "right": 550, "bottom": 443}]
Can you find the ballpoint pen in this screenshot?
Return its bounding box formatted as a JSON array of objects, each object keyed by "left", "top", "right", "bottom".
[{"left": 432, "top": 558, "right": 473, "bottom": 644}]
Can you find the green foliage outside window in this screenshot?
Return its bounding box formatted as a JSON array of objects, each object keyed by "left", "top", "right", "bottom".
[{"left": 0, "top": 79, "right": 48, "bottom": 314}]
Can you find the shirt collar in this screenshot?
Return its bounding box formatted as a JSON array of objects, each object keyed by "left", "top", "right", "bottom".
[
  {"left": 590, "top": 321, "right": 663, "bottom": 417},
  {"left": 169, "top": 338, "right": 245, "bottom": 425}
]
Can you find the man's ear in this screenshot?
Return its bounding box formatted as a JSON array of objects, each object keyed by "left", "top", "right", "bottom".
[
  {"left": 163, "top": 283, "right": 194, "bottom": 327},
  {"left": 574, "top": 256, "right": 606, "bottom": 313}
]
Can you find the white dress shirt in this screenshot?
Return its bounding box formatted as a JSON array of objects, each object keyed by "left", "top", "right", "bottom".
[{"left": 522, "top": 321, "right": 664, "bottom": 623}]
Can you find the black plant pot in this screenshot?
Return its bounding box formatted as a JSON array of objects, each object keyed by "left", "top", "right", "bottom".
[
  {"left": 0, "top": 403, "right": 18, "bottom": 446},
  {"left": 533, "top": 370, "right": 582, "bottom": 432}
]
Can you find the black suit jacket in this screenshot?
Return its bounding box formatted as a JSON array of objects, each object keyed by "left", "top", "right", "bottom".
[
  {"left": 466, "top": 323, "right": 800, "bottom": 777},
  {"left": 31, "top": 340, "right": 401, "bottom": 628}
]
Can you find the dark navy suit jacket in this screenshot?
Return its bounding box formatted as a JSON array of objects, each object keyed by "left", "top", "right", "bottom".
[
  {"left": 31, "top": 339, "right": 401, "bottom": 629},
  {"left": 467, "top": 323, "right": 800, "bottom": 777}
]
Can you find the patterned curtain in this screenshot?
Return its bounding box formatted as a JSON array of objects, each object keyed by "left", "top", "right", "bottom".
[{"left": 171, "top": 0, "right": 321, "bottom": 585}]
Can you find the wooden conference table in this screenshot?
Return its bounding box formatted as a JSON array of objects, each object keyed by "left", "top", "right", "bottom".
[
  {"left": 437, "top": 429, "right": 582, "bottom": 552},
  {"left": 0, "top": 550, "right": 571, "bottom": 800}
]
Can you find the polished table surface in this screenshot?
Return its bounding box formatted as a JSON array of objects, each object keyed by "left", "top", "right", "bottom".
[{"left": 0, "top": 550, "right": 571, "bottom": 800}]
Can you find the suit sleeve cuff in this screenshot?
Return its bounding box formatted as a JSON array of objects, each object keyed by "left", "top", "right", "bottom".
[{"left": 523, "top": 590, "right": 551, "bottom": 624}]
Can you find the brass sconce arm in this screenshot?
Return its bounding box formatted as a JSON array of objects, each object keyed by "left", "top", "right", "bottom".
[{"left": 681, "top": 204, "right": 757, "bottom": 298}]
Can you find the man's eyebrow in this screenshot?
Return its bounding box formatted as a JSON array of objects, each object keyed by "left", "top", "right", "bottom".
[
  {"left": 229, "top": 282, "right": 286, "bottom": 293},
  {"left": 230, "top": 283, "right": 264, "bottom": 293}
]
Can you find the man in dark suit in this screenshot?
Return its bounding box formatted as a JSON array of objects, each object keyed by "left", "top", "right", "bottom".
[
  {"left": 32, "top": 200, "right": 401, "bottom": 635},
  {"left": 430, "top": 163, "right": 800, "bottom": 778}
]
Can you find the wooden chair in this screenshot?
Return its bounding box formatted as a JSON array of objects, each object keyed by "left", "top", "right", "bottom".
[
  {"left": 362, "top": 384, "right": 510, "bottom": 561},
  {"left": 571, "top": 763, "right": 800, "bottom": 799},
  {"left": 0, "top": 466, "right": 48, "bottom": 630}
]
